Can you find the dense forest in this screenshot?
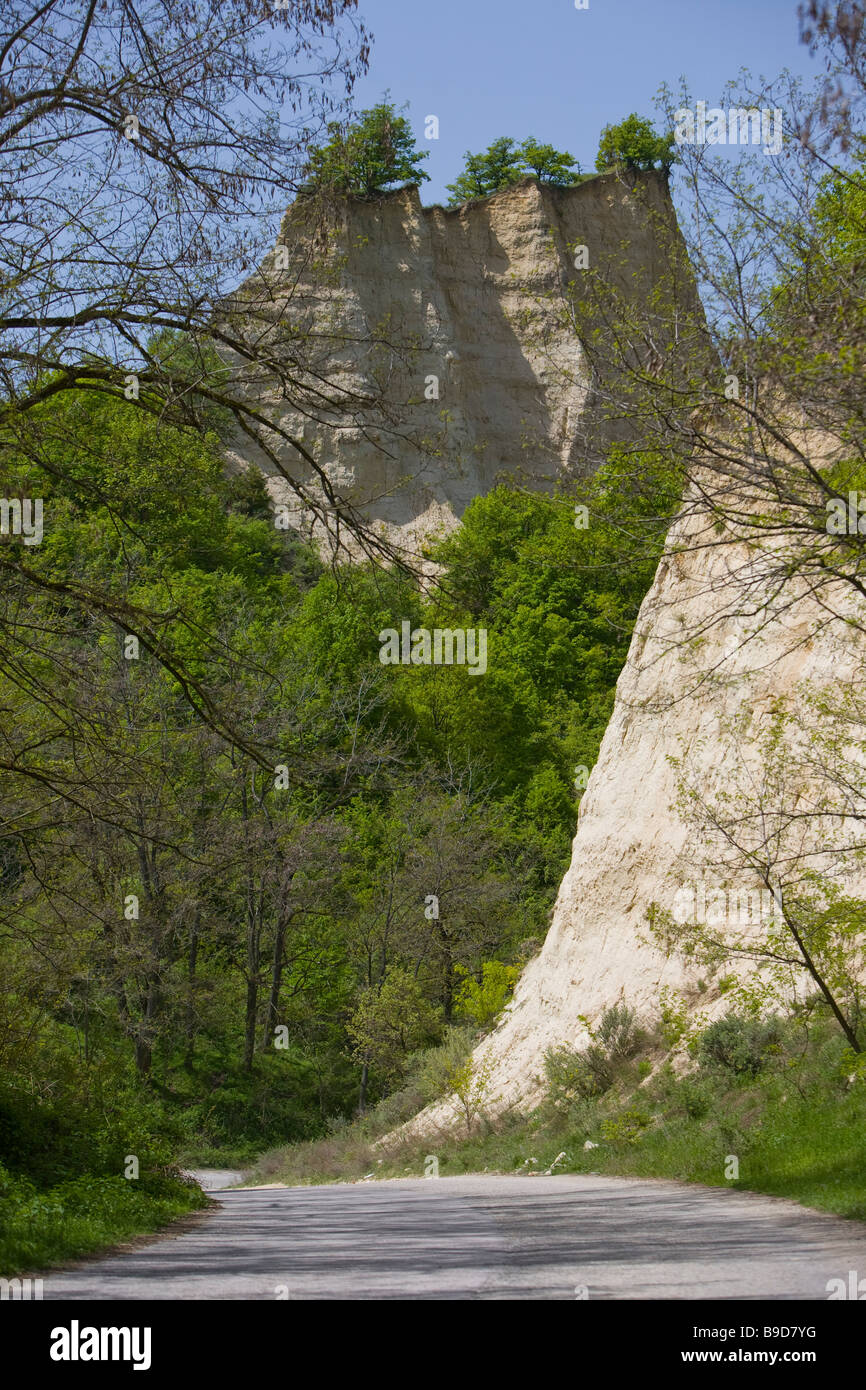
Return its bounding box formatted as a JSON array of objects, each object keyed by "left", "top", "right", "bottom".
[{"left": 0, "top": 367, "right": 673, "bottom": 1263}]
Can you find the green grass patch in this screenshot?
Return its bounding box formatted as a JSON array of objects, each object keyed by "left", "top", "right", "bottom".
[{"left": 0, "top": 1166, "right": 210, "bottom": 1275}]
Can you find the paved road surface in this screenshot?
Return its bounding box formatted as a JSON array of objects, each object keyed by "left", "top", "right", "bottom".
[
  {"left": 182, "top": 1169, "right": 247, "bottom": 1192},
  {"left": 41, "top": 1174, "right": 866, "bottom": 1300}
]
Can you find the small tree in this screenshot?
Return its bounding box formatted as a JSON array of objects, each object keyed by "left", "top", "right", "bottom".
[
  {"left": 646, "top": 701, "right": 866, "bottom": 1055},
  {"left": 446, "top": 1051, "right": 497, "bottom": 1137},
  {"left": 347, "top": 966, "right": 443, "bottom": 1094},
  {"left": 595, "top": 113, "right": 677, "bottom": 173},
  {"left": 303, "top": 100, "right": 430, "bottom": 196},
  {"left": 519, "top": 137, "right": 582, "bottom": 186},
  {"left": 447, "top": 136, "right": 581, "bottom": 204},
  {"left": 446, "top": 137, "right": 525, "bottom": 203},
  {"left": 454, "top": 961, "right": 519, "bottom": 1027}
]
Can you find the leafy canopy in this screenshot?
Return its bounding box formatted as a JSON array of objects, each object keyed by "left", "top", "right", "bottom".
[
  {"left": 446, "top": 136, "right": 582, "bottom": 205},
  {"left": 302, "top": 99, "right": 430, "bottom": 197},
  {"left": 595, "top": 113, "right": 677, "bottom": 173}
]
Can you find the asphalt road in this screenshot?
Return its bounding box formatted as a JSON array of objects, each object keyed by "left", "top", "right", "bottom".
[{"left": 41, "top": 1174, "right": 866, "bottom": 1300}]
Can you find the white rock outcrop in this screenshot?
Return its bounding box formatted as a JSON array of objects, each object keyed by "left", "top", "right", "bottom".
[
  {"left": 392, "top": 498, "right": 866, "bottom": 1137},
  {"left": 229, "top": 171, "right": 685, "bottom": 558}
]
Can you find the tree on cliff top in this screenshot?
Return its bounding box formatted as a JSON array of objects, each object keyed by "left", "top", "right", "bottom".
[
  {"left": 302, "top": 100, "right": 430, "bottom": 197},
  {"left": 446, "top": 136, "right": 582, "bottom": 205},
  {"left": 520, "top": 138, "right": 584, "bottom": 185},
  {"left": 595, "top": 113, "right": 677, "bottom": 173}
]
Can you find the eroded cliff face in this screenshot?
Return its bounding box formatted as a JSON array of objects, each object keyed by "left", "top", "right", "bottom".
[
  {"left": 392, "top": 494, "right": 866, "bottom": 1138},
  {"left": 229, "top": 171, "right": 686, "bottom": 557}
]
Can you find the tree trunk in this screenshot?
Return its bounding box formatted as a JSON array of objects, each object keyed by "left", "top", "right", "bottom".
[
  {"left": 243, "top": 975, "right": 259, "bottom": 1073},
  {"left": 261, "top": 903, "right": 293, "bottom": 1052},
  {"left": 438, "top": 921, "right": 454, "bottom": 1021},
  {"left": 134, "top": 976, "right": 158, "bottom": 1077},
  {"left": 184, "top": 915, "right": 199, "bottom": 1070},
  {"left": 358, "top": 1060, "right": 370, "bottom": 1114}
]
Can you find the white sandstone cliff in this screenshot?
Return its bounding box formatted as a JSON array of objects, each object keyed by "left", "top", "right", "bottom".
[
  {"left": 391, "top": 497, "right": 866, "bottom": 1138},
  {"left": 228, "top": 170, "right": 686, "bottom": 558}
]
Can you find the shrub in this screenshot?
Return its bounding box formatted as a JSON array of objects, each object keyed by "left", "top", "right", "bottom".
[
  {"left": 595, "top": 1003, "right": 643, "bottom": 1060},
  {"left": 364, "top": 1025, "right": 478, "bottom": 1134},
  {"left": 454, "top": 961, "right": 519, "bottom": 1028},
  {"left": 446, "top": 1052, "right": 497, "bottom": 1138},
  {"left": 544, "top": 1042, "right": 609, "bottom": 1104},
  {"left": 599, "top": 1108, "right": 651, "bottom": 1144},
  {"left": 544, "top": 1005, "right": 646, "bottom": 1109},
  {"left": 697, "top": 1015, "right": 784, "bottom": 1077},
  {"left": 675, "top": 1074, "right": 718, "bottom": 1119},
  {"left": 658, "top": 987, "right": 690, "bottom": 1048},
  {"left": 406, "top": 1025, "right": 477, "bottom": 1103}
]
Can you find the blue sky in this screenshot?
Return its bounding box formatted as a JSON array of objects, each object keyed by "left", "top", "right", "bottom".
[{"left": 351, "top": 0, "right": 824, "bottom": 204}]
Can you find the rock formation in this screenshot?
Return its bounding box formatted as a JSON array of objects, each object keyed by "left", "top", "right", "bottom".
[
  {"left": 227, "top": 170, "right": 688, "bottom": 560},
  {"left": 393, "top": 489, "right": 866, "bottom": 1137}
]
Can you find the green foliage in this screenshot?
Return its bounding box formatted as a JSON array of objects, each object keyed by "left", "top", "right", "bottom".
[
  {"left": 0, "top": 1073, "right": 176, "bottom": 1188},
  {"left": 446, "top": 1051, "right": 497, "bottom": 1137},
  {"left": 543, "top": 1007, "right": 643, "bottom": 1109},
  {"left": 446, "top": 136, "right": 582, "bottom": 205},
  {"left": 446, "top": 137, "right": 524, "bottom": 203},
  {"left": 595, "top": 1002, "right": 643, "bottom": 1060},
  {"left": 145, "top": 327, "right": 235, "bottom": 438},
  {"left": 404, "top": 1026, "right": 478, "bottom": 1102},
  {"left": 347, "top": 966, "right": 444, "bottom": 1086},
  {"left": 658, "top": 987, "right": 690, "bottom": 1048},
  {"left": 599, "top": 1107, "right": 651, "bottom": 1144},
  {"left": 697, "top": 1015, "right": 784, "bottom": 1077},
  {"left": 595, "top": 113, "right": 677, "bottom": 173},
  {"left": 454, "top": 961, "right": 519, "bottom": 1027},
  {"left": 518, "top": 137, "right": 582, "bottom": 185},
  {"left": 0, "top": 386, "right": 668, "bottom": 1259},
  {"left": 0, "top": 1165, "right": 206, "bottom": 1274},
  {"left": 544, "top": 1042, "right": 608, "bottom": 1105},
  {"left": 302, "top": 100, "right": 430, "bottom": 197}
]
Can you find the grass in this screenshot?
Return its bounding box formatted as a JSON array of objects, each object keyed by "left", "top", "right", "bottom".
[
  {"left": 248, "top": 1012, "right": 866, "bottom": 1222},
  {"left": 0, "top": 1170, "right": 211, "bottom": 1275}
]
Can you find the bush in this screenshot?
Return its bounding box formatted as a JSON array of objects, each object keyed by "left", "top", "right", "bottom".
[
  {"left": 454, "top": 961, "right": 519, "bottom": 1028},
  {"left": 362, "top": 1025, "right": 478, "bottom": 1135},
  {"left": 405, "top": 1025, "right": 477, "bottom": 1105},
  {"left": 674, "top": 1074, "right": 718, "bottom": 1120},
  {"left": 697, "top": 1015, "right": 784, "bottom": 1077},
  {"left": 545, "top": 1005, "right": 646, "bottom": 1109},
  {"left": 544, "top": 1042, "right": 610, "bottom": 1104},
  {"left": 0, "top": 1074, "right": 177, "bottom": 1187},
  {"left": 595, "top": 1003, "right": 643, "bottom": 1060},
  {"left": 599, "top": 1107, "right": 651, "bottom": 1145}
]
